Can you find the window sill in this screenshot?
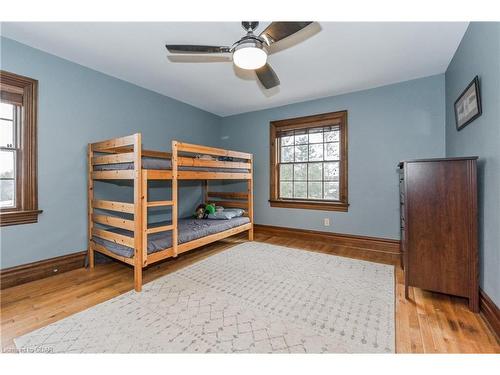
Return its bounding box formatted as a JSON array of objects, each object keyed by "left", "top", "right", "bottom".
[
  {"left": 269, "top": 199, "right": 348, "bottom": 212},
  {"left": 0, "top": 210, "right": 43, "bottom": 226}
]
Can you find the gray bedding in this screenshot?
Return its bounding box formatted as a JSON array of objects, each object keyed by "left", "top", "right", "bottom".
[
  {"left": 94, "top": 157, "right": 171, "bottom": 171},
  {"left": 93, "top": 216, "right": 250, "bottom": 258},
  {"left": 93, "top": 157, "right": 248, "bottom": 173}
]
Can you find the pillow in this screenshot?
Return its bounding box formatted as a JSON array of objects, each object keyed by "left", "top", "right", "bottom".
[
  {"left": 207, "top": 210, "right": 237, "bottom": 220},
  {"left": 206, "top": 208, "right": 244, "bottom": 220},
  {"left": 224, "top": 208, "right": 244, "bottom": 217}
]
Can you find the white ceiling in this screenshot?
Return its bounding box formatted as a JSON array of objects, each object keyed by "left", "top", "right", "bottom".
[{"left": 1, "top": 22, "right": 468, "bottom": 116}]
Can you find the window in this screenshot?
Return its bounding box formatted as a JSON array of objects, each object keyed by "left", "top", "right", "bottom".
[
  {"left": 1, "top": 102, "right": 20, "bottom": 208},
  {"left": 269, "top": 111, "right": 348, "bottom": 211},
  {"left": 0, "top": 70, "right": 41, "bottom": 226}
]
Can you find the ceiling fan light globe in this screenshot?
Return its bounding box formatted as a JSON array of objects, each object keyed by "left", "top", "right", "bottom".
[{"left": 233, "top": 46, "right": 267, "bottom": 70}]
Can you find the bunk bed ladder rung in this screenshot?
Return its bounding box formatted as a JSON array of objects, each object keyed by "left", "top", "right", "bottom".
[
  {"left": 147, "top": 200, "right": 174, "bottom": 207},
  {"left": 146, "top": 224, "right": 174, "bottom": 234}
]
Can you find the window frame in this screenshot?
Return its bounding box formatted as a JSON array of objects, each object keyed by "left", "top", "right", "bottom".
[
  {"left": 0, "top": 70, "right": 42, "bottom": 226},
  {"left": 269, "top": 110, "right": 349, "bottom": 212}
]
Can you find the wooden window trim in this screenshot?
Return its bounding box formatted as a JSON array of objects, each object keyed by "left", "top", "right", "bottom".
[
  {"left": 0, "top": 70, "right": 42, "bottom": 226},
  {"left": 269, "top": 110, "right": 349, "bottom": 212}
]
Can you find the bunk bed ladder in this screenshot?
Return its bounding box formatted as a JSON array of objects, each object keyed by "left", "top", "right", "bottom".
[
  {"left": 172, "top": 141, "right": 179, "bottom": 257},
  {"left": 141, "top": 141, "right": 178, "bottom": 272},
  {"left": 133, "top": 133, "right": 143, "bottom": 292}
]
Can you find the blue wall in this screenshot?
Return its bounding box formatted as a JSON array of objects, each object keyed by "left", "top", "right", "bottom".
[
  {"left": 445, "top": 23, "right": 500, "bottom": 306},
  {"left": 219, "top": 75, "right": 446, "bottom": 240},
  {"left": 0, "top": 37, "right": 221, "bottom": 268}
]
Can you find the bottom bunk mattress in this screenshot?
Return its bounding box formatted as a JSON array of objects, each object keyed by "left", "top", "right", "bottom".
[{"left": 93, "top": 217, "right": 250, "bottom": 258}]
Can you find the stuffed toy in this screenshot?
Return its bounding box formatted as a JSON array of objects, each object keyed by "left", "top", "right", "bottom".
[
  {"left": 194, "top": 204, "right": 205, "bottom": 219},
  {"left": 194, "top": 203, "right": 216, "bottom": 219},
  {"left": 205, "top": 203, "right": 216, "bottom": 215}
]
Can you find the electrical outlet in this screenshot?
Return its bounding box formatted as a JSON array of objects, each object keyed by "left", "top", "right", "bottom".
[{"left": 323, "top": 218, "right": 330, "bottom": 226}]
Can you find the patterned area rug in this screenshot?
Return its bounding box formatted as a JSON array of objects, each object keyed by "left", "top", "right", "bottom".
[{"left": 15, "top": 242, "right": 395, "bottom": 353}]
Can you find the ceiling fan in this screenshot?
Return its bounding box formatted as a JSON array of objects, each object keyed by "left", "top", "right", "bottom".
[{"left": 165, "top": 21, "right": 313, "bottom": 89}]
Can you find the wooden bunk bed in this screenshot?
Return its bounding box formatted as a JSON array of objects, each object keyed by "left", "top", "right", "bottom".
[{"left": 87, "top": 133, "right": 253, "bottom": 291}]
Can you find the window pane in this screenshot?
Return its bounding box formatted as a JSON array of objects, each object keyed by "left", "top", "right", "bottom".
[
  {"left": 0, "top": 179, "right": 15, "bottom": 208},
  {"left": 294, "top": 163, "right": 307, "bottom": 180},
  {"left": 0, "top": 103, "right": 14, "bottom": 120},
  {"left": 294, "top": 145, "right": 308, "bottom": 162},
  {"left": 280, "top": 181, "right": 292, "bottom": 198},
  {"left": 324, "top": 162, "right": 340, "bottom": 181},
  {"left": 308, "top": 163, "right": 322, "bottom": 180},
  {"left": 325, "top": 142, "right": 340, "bottom": 160},
  {"left": 324, "top": 130, "right": 340, "bottom": 142},
  {"left": 293, "top": 182, "right": 307, "bottom": 198},
  {"left": 0, "top": 150, "right": 15, "bottom": 178},
  {"left": 281, "top": 146, "right": 294, "bottom": 162},
  {"left": 309, "top": 144, "right": 323, "bottom": 161},
  {"left": 308, "top": 129, "right": 323, "bottom": 143},
  {"left": 280, "top": 164, "right": 293, "bottom": 180},
  {"left": 324, "top": 182, "right": 339, "bottom": 200},
  {"left": 0, "top": 119, "right": 14, "bottom": 147},
  {"left": 308, "top": 182, "right": 322, "bottom": 199},
  {"left": 294, "top": 132, "right": 308, "bottom": 145},
  {"left": 281, "top": 135, "right": 294, "bottom": 146}
]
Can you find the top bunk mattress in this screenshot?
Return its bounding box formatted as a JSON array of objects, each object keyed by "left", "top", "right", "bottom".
[
  {"left": 95, "top": 157, "right": 170, "bottom": 170},
  {"left": 93, "top": 157, "right": 248, "bottom": 173},
  {"left": 93, "top": 216, "right": 250, "bottom": 258}
]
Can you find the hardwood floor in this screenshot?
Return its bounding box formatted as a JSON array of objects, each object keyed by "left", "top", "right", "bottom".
[{"left": 1, "top": 232, "right": 499, "bottom": 353}]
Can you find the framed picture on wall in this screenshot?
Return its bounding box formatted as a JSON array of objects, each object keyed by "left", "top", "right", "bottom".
[{"left": 454, "top": 76, "right": 482, "bottom": 131}]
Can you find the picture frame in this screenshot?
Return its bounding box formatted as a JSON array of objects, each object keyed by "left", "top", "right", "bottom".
[{"left": 454, "top": 75, "right": 482, "bottom": 131}]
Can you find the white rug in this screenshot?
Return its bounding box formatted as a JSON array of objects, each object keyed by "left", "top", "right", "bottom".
[{"left": 14, "top": 242, "right": 395, "bottom": 353}]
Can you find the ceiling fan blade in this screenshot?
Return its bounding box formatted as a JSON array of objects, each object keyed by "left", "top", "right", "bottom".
[
  {"left": 256, "top": 64, "right": 280, "bottom": 89},
  {"left": 259, "top": 22, "right": 313, "bottom": 44},
  {"left": 165, "top": 45, "right": 231, "bottom": 54}
]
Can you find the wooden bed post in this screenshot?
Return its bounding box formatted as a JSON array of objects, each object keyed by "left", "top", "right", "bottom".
[
  {"left": 87, "top": 144, "right": 95, "bottom": 268},
  {"left": 141, "top": 170, "right": 148, "bottom": 268},
  {"left": 172, "top": 140, "right": 179, "bottom": 257},
  {"left": 133, "top": 133, "right": 143, "bottom": 292},
  {"left": 248, "top": 156, "right": 254, "bottom": 241},
  {"left": 203, "top": 180, "right": 208, "bottom": 203}
]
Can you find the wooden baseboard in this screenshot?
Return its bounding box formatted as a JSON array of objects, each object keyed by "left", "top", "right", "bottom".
[
  {"left": 0, "top": 251, "right": 86, "bottom": 290},
  {"left": 254, "top": 224, "right": 400, "bottom": 264},
  {"left": 254, "top": 224, "right": 400, "bottom": 253},
  {"left": 480, "top": 289, "right": 500, "bottom": 341}
]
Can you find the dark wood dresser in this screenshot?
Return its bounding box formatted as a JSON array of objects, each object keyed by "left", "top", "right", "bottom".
[{"left": 398, "top": 157, "right": 479, "bottom": 312}]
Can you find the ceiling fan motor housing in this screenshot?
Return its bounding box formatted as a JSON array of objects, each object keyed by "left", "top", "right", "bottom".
[{"left": 231, "top": 34, "right": 268, "bottom": 53}]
